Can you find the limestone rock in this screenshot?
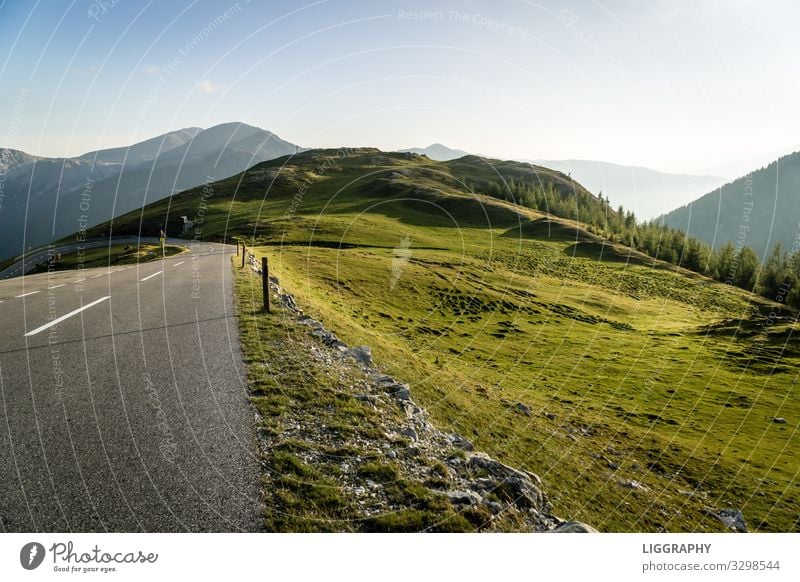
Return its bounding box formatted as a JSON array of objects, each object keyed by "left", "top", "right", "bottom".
[
  {"left": 467, "top": 453, "right": 548, "bottom": 511},
  {"left": 553, "top": 521, "right": 599, "bottom": 533},
  {"left": 384, "top": 382, "right": 411, "bottom": 400},
  {"left": 705, "top": 508, "right": 747, "bottom": 532},
  {"left": 448, "top": 433, "right": 475, "bottom": 451},
  {"left": 495, "top": 475, "right": 547, "bottom": 509},
  {"left": 446, "top": 490, "right": 483, "bottom": 506},
  {"left": 515, "top": 402, "right": 532, "bottom": 416},
  {"left": 345, "top": 345, "right": 373, "bottom": 365}
]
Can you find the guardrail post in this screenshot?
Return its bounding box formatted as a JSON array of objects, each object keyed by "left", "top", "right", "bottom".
[
  {"left": 235, "top": 240, "right": 239, "bottom": 256},
  {"left": 262, "top": 257, "right": 270, "bottom": 313},
  {"left": 241, "top": 245, "right": 246, "bottom": 268}
]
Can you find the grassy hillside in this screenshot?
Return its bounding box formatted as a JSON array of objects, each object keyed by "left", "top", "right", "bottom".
[{"left": 92, "top": 149, "right": 800, "bottom": 532}]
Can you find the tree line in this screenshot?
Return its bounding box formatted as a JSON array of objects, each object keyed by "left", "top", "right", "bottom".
[{"left": 473, "top": 177, "right": 800, "bottom": 309}]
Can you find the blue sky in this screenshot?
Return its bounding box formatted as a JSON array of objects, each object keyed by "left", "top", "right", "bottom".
[{"left": 0, "top": 0, "right": 798, "bottom": 177}]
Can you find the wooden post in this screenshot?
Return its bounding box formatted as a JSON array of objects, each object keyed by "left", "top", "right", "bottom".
[
  {"left": 241, "top": 244, "right": 246, "bottom": 268},
  {"left": 262, "top": 257, "right": 270, "bottom": 313},
  {"left": 235, "top": 240, "right": 239, "bottom": 256}
]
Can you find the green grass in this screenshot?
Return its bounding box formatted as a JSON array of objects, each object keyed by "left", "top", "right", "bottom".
[{"left": 101, "top": 149, "right": 800, "bottom": 532}]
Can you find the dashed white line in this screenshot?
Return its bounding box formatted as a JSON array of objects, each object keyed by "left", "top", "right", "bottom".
[
  {"left": 172, "top": 261, "right": 185, "bottom": 267},
  {"left": 24, "top": 296, "right": 111, "bottom": 337},
  {"left": 140, "top": 270, "right": 163, "bottom": 282},
  {"left": 48, "top": 284, "right": 66, "bottom": 290},
  {"left": 91, "top": 274, "right": 104, "bottom": 279},
  {"left": 15, "top": 291, "right": 40, "bottom": 298}
]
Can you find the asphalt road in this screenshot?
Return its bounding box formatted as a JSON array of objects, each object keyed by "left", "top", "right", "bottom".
[{"left": 0, "top": 242, "right": 261, "bottom": 532}]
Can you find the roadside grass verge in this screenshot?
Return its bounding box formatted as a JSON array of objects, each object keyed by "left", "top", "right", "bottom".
[{"left": 232, "top": 261, "right": 483, "bottom": 532}]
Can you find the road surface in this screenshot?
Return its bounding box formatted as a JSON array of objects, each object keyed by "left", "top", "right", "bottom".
[{"left": 0, "top": 242, "right": 261, "bottom": 532}]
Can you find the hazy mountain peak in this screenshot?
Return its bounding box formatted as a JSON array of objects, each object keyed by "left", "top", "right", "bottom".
[
  {"left": 528, "top": 158, "right": 727, "bottom": 220},
  {"left": 397, "top": 143, "right": 470, "bottom": 161},
  {"left": 158, "top": 122, "right": 268, "bottom": 162},
  {"left": 78, "top": 127, "right": 202, "bottom": 164}
]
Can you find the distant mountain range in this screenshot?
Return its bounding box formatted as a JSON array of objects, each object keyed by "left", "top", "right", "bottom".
[
  {"left": 524, "top": 159, "right": 727, "bottom": 220},
  {"left": 397, "top": 143, "right": 469, "bottom": 161},
  {"left": 394, "top": 145, "right": 726, "bottom": 220},
  {"left": 661, "top": 150, "right": 800, "bottom": 259},
  {"left": 7, "top": 128, "right": 786, "bottom": 263},
  {"left": 0, "top": 123, "right": 299, "bottom": 261}
]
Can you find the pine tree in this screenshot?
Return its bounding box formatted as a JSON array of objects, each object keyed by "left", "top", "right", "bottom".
[
  {"left": 735, "top": 247, "right": 760, "bottom": 291},
  {"left": 760, "top": 243, "right": 786, "bottom": 300}
]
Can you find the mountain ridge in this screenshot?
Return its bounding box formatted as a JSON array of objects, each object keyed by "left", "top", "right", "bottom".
[
  {"left": 0, "top": 123, "right": 300, "bottom": 260},
  {"left": 77, "top": 127, "right": 203, "bottom": 164}
]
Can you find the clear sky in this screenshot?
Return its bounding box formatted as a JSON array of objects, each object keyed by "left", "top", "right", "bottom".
[{"left": 0, "top": 0, "right": 798, "bottom": 178}]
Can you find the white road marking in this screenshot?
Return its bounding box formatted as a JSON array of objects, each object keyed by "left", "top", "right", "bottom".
[
  {"left": 48, "top": 284, "right": 66, "bottom": 290},
  {"left": 172, "top": 261, "right": 185, "bottom": 267},
  {"left": 140, "top": 270, "right": 163, "bottom": 282},
  {"left": 24, "top": 296, "right": 111, "bottom": 337},
  {"left": 91, "top": 274, "right": 104, "bottom": 279},
  {"left": 15, "top": 291, "right": 40, "bottom": 298}
]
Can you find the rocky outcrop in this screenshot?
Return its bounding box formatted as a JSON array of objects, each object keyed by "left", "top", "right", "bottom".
[
  {"left": 553, "top": 521, "right": 599, "bottom": 533},
  {"left": 704, "top": 508, "right": 748, "bottom": 533}
]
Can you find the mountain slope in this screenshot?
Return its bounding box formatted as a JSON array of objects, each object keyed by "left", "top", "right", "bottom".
[
  {"left": 77, "top": 127, "right": 202, "bottom": 164},
  {"left": 661, "top": 151, "right": 800, "bottom": 258},
  {"left": 398, "top": 143, "right": 469, "bottom": 161},
  {"left": 80, "top": 149, "right": 798, "bottom": 532},
  {"left": 0, "top": 123, "right": 300, "bottom": 260},
  {"left": 530, "top": 159, "right": 726, "bottom": 220},
  {"left": 0, "top": 148, "right": 38, "bottom": 172}
]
